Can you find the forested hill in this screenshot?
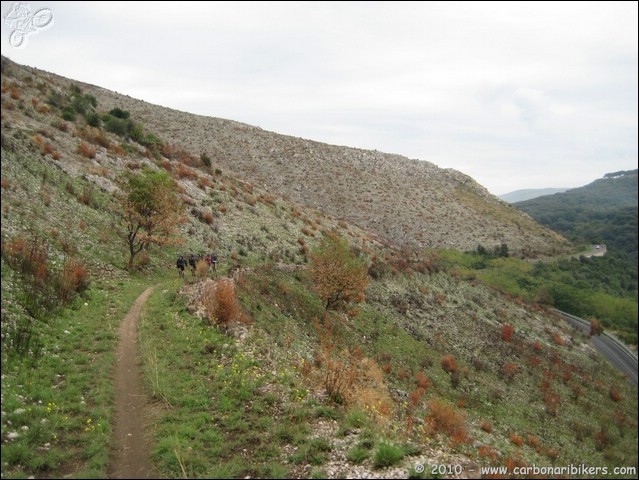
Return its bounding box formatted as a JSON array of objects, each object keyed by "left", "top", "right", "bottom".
[{"left": 514, "top": 170, "right": 638, "bottom": 258}]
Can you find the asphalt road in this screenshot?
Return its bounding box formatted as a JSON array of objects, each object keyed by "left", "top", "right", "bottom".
[{"left": 555, "top": 309, "right": 638, "bottom": 387}]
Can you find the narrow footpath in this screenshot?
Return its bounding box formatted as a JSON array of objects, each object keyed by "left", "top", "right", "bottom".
[{"left": 108, "top": 287, "right": 159, "bottom": 479}]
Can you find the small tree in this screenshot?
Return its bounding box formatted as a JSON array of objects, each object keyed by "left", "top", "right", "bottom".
[
  {"left": 309, "top": 232, "right": 369, "bottom": 324},
  {"left": 117, "top": 168, "right": 186, "bottom": 268}
]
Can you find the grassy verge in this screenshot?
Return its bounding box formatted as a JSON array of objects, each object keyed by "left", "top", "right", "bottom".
[
  {"left": 1, "top": 275, "right": 151, "bottom": 478},
  {"left": 139, "top": 280, "right": 318, "bottom": 478}
]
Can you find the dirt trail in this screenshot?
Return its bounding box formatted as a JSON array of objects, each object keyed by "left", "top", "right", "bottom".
[{"left": 108, "top": 287, "right": 159, "bottom": 479}]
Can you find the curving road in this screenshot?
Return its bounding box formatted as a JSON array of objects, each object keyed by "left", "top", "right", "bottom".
[{"left": 554, "top": 309, "right": 638, "bottom": 387}]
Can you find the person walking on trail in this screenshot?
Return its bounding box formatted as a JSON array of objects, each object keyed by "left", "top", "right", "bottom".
[
  {"left": 176, "top": 255, "right": 186, "bottom": 278},
  {"left": 188, "top": 253, "right": 197, "bottom": 276},
  {"left": 211, "top": 254, "right": 218, "bottom": 271}
]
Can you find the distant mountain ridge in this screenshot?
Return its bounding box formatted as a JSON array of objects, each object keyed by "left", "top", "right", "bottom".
[
  {"left": 514, "top": 169, "right": 638, "bottom": 258},
  {"left": 499, "top": 188, "right": 569, "bottom": 203}
]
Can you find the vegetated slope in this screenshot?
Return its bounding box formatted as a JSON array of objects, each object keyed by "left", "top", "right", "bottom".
[
  {"left": 2, "top": 57, "right": 637, "bottom": 479},
  {"left": 514, "top": 170, "right": 638, "bottom": 259},
  {"left": 39, "top": 66, "right": 566, "bottom": 257},
  {"left": 512, "top": 171, "right": 638, "bottom": 344},
  {"left": 499, "top": 188, "right": 569, "bottom": 204}
]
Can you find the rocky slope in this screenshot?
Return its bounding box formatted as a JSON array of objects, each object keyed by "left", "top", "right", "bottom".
[{"left": 10, "top": 57, "right": 568, "bottom": 256}]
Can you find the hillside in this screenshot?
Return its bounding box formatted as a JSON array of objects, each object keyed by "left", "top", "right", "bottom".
[
  {"left": 1, "top": 57, "right": 637, "bottom": 479},
  {"left": 499, "top": 188, "right": 569, "bottom": 204},
  {"left": 9, "top": 59, "right": 569, "bottom": 257},
  {"left": 513, "top": 170, "right": 637, "bottom": 258}
]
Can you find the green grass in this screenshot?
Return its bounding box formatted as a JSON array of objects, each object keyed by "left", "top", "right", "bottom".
[
  {"left": 373, "top": 442, "right": 404, "bottom": 468},
  {"left": 2, "top": 60, "right": 638, "bottom": 479},
  {"left": 138, "top": 281, "right": 317, "bottom": 477},
  {"left": 0, "top": 273, "right": 151, "bottom": 479}
]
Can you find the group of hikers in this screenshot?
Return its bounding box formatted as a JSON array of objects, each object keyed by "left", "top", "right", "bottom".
[{"left": 176, "top": 253, "right": 218, "bottom": 277}]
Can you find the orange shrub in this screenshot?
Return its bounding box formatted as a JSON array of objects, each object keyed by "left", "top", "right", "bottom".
[
  {"left": 544, "top": 390, "right": 561, "bottom": 416},
  {"left": 204, "top": 279, "right": 248, "bottom": 326},
  {"left": 502, "top": 362, "right": 519, "bottom": 382},
  {"left": 441, "top": 355, "right": 458, "bottom": 374},
  {"left": 533, "top": 340, "right": 543, "bottom": 352},
  {"left": 409, "top": 387, "right": 425, "bottom": 408},
  {"left": 609, "top": 385, "right": 621, "bottom": 402},
  {"left": 381, "top": 363, "right": 392, "bottom": 374},
  {"left": 415, "top": 371, "right": 431, "bottom": 389},
  {"left": 527, "top": 434, "right": 542, "bottom": 453},
  {"left": 594, "top": 430, "right": 607, "bottom": 451},
  {"left": 501, "top": 324, "right": 514, "bottom": 342},
  {"left": 552, "top": 333, "right": 565, "bottom": 346},
  {"left": 546, "top": 448, "right": 559, "bottom": 461},
  {"left": 529, "top": 356, "right": 542, "bottom": 369},
  {"left": 78, "top": 141, "right": 96, "bottom": 158},
  {"left": 478, "top": 445, "right": 497, "bottom": 463},
  {"left": 58, "top": 258, "right": 89, "bottom": 303},
  {"left": 510, "top": 434, "right": 524, "bottom": 447},
  {"left": 425, "top": 399, "right": 468, "bottom": 444},
  {"left": 480, "top": 420, "right": 493, "bottom": 433},
  {"left": 201, "top": 212, "right": 213, "bottom": 224}
]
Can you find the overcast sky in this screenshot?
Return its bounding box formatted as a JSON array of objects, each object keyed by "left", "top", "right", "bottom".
[{"left": 2, "top": 1, "right": 637, "bottom": 195}]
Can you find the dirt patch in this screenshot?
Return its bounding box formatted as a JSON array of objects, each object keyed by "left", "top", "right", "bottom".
[{"left": 108, "top": 287, "right": 160, "bottom": 479}]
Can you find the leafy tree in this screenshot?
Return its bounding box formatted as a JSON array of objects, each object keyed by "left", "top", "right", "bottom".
[
  {"left": 117, "top": 168, "right": 186, "bottom": 268},
  {"left": 309, "top": 232, "right": 369, "bottom": 324}
]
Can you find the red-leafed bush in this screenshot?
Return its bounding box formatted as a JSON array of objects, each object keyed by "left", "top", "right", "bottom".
[{"left": 501, "top": 324, "right": 514, "bottom": 342}]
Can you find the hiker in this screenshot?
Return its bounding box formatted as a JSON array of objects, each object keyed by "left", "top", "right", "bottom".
[
  {"left": 211, "top": 254, "right": 218, "bottom": 271},
  {"left": 205, "top": 254, "right": 212, "bottom": 272},
  {"left": 176, "top": 255, "right": 186, "bottom": 278},
  {"left": 188, "top": 253, "right": 197, "bottom": 275}
]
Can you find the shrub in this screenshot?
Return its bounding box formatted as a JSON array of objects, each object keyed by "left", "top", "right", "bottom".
[
  {"left": 204, "top": 279, "right": 247, "bottom": 326},
  {"left": 409, "top": 388, "right": 425, "bottom": 409},
  {"left": 609, "top": 385, "right": 621, "bottom": 402},
  {"left": 501, "top": 324, "right": 514, "bottom": 342},
  {"left": 527, "top": 434, "right": 542, "bottom": 453},
  {"left": 373, "top": 443, "right": 404, "bottom": 468},
  {"left": 529, "top": 356, "right": 542, "bottom": 367},
  {"left": 594, "top": 430, "right": 607, "bottom": 451},
  {"left": 200, "top": 152, "right": 211, "bottom": 167},
  {"left": 533, "top": 340, "right": 543, "bottom": 352},
  {"left": 543, "top": 389, "right": 561, "bottom": 416},
  {"left": 510, "top": 434, "right": 524, "bottom": 447},
  {"left": 346, "top": 446, "right": 369, "bottom": 464},
  {"left": 440, "top": 355, "right": 458, "bottom": 374},
  {"left": 61, "top": 108, "right": 76, "bottom": 121},
  {"left": 552, "top": 333, "right": 565, "bottom": 346},
  {"left": 201, "top": 211, "right": 214, "bottom": 225},
  {"left": 590, "top": 318, "right": 604, "bottom": 336},
  {"left": 108, "top": 107, "right": 130, "bottom": 119},
  {"left": 502, "top": 362, "right": 519, "bottom": 382},
  {"left": 85, "top": 111, "right": 101, "bottom": 127},
  {"left": 195, "top": 259, "right": 209, "bottom": 278},
  {"left": 78, "top": 141, "right": 96, "bottom": 158},
  {"left": 480, "top": 420, "right": 493, "bottom": 433},
  {"left": 415, "top": 371, "right": 430, "bottom": 390},
  {"left": 425, "top": 399, "right": 468, "bottom": 444},
  {"left": 57, "top": 257, "right": 89, "bottom": 303}
]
